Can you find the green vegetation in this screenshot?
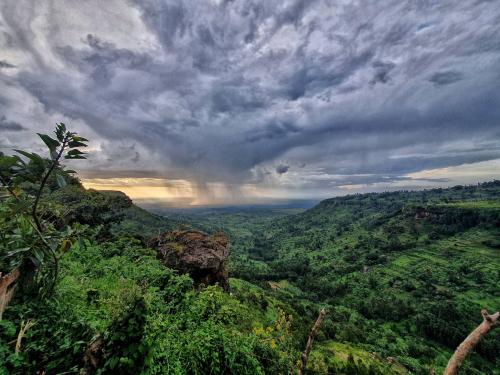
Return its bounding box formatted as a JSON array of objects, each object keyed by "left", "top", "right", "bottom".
[
  {"left": 0, "top": 123, "right": 88, "bottom": 295},
  {"left": 0, "top": 127, "right": 299, "bottom": 374},
  {"left": 0, "top": 126, "right": 498, "bottom": 374},
  {"left": 175, "top": 184, "right": 500, "bottom": 374}
]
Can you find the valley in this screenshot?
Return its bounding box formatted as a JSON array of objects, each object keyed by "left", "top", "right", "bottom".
[{"left": 143, "top": 182, "right": 500, "bottom": 374}]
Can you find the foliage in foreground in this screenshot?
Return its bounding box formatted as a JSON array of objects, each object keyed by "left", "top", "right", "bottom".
[
  {"left": 0, "top": 123, "right": 88, "bottom": 295},
  {"left": 0, "top": 237, "right": 300, "bottom": 374}
]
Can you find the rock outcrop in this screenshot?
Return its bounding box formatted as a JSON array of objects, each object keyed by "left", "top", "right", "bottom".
[{"left": 149, "top": 230, "right": 230, "bottom": 291}]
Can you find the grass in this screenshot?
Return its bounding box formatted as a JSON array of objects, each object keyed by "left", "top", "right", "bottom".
[{"left": 436, "top": 200, "right": 500, "bottom": 210}]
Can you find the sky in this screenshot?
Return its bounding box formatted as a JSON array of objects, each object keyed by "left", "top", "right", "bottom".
[{"left": 1, "top": 0, "right": 500, "bottom": 206}]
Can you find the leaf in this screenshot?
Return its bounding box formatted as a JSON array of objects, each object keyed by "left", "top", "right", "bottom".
[
  {"left": 14, "top": 150, "right": 45, "bottom": 165},
  {"left": 5, "top": 247, "right": 31, "bottom": 258},
  {"left": 68, "top": 140, "right": 87, "bottom": 148},
  {"left": 67, "top": 149, "right": 86, "bottom": 156},
  {"left": 65, "top": 155, "right": 86, "bottom": 160},
  {"left": 0, "top": 155, "right": 20, "bottom": 167},
  {"left": 55, "top": 124, "right": 65, "bottom": 141},
  {"left": 37, "top": 133, "right": 60, "bottom": 153},
  {"left": 56, "top": 174, "right": 67, "bottom": 188},
  {"left": 29, "top": 254, "right": 43, "bottom": 267},
  {"left": 65, "top": 149, "right": 87, "bottom": 160},
  {"left": 14, "top": 149, "right": 35, "bottom": 159}
]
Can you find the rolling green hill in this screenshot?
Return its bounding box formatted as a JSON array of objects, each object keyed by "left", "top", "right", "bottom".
[{"left": 173, "top": 181, "right": 500, "bottom": 374}]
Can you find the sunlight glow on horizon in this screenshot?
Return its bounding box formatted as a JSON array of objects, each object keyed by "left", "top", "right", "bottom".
[
  {"left": 81, "top": 177, "right": 270, "bottom": 206},
  {"left": 81, "top": 178, "right": 196, "bottom": 201},
  {"left": 80, "top": 158, "right": 500, "bottom": 206}
]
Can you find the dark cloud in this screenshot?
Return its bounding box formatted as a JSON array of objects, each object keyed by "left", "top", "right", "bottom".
[
  {"left": 383, "top": 22, "right": 412, "bottom": 45},
  {"left": 0, "top": 0, "right": 499, "bottom": 198},
  {"left": 370, "top": 61, "right": 396, "bottom": 85},
  {"left": 0, "top": 116, "right": 25, "bottom": 131},
  {"left": 0, "top": 60, "right": 15, "bottom": 68},
  {"left": 245, "top": 121, "right": 301, "bottom": 144},
  {"left": 429, "top": 71, "right": 464, "bottom": 86},
  {"left": 57, "top": 34, "right": 154, "bottom": 86},
  {"left": 133, "top": 1, "right": 187, "bottom": 48},
  {"left": 276, "top": 164, "right": 289, "bottom": 174}
]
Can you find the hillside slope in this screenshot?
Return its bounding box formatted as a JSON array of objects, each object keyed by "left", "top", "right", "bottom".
[
  {"left": 233, "top": 182, "right": 500, "bottom": 374},
  {"left": 46, "top": 186, "right": 179, "bottom": 239}
]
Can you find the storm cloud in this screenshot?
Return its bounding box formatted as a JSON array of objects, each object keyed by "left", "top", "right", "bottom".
[
  {"left": 429, "top": 70, "right": 464, "bottom": 86},
  {"left": 1, "top": 0, "right": 500, "bottom": 201},
  {"left": 0, "top": 115, "right": 25, "bottom": 131},
  {"left": 276, "top": 164, "right": 289, "bottom": 175},
  {"left": 0, "top": 60, "right": 15, "bottom": 68}
]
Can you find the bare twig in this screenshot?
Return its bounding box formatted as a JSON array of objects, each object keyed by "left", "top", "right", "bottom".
[
  {"left": 15, "top": 319, "right": 35, "bottom": 354},
  {"left": 298, "top": 308, "right": 326, "bottom": 375},
  {"left": 444, "top": 309, "right": 499, "bottom": 375}
]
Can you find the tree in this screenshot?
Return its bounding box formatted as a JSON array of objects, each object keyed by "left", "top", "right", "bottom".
[{"left": 0, "top": 123, "right": 88, "bottom": 295}]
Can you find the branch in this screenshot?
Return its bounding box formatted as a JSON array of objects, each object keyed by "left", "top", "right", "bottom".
[
  {"left": 15, "top": 319, "right": 35, "bottom": 354},
  {"left": 298, "top": 309, "right": 326, "bottom": 375},
  {"left": 28, "top": 219, "right": 59, "bottom": 294},
  {"left": 28, "top": 136, "right": 68, "bottom": 294},
  {"left": 444, "top": 309, "right": 499, "bottom": 375},
  {"left": 0, "top": 174, "right": 59, "bottom": 294},
  {"left": 0, "top": 176, "right": 21, "bottom": 201}
]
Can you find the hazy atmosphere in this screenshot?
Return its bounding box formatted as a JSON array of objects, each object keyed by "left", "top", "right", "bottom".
[{"left": 1, "top": 0, "right": 500, "bottom": 205}]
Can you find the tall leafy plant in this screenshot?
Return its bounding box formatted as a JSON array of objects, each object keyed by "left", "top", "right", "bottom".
[{"left": 0, "top": 123, "right": 88, "bottom": 295}]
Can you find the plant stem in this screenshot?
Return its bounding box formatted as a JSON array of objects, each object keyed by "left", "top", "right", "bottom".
[
  {"left": 29, "top": 219, "right": 59, "bottom": 294},
  {"left": 32, "top": 135, "right": 68, "bottom": 232},
  {"left": 1, "top": 150, "right": 62, "bottom": 294}
]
